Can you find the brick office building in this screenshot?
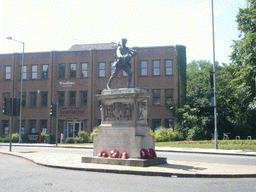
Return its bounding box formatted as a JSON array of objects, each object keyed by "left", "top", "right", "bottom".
[{"left": 0, "top": 43, "right": 186, "bottom": 140}]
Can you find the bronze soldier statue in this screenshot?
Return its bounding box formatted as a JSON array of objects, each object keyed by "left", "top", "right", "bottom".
[{"left": 107, "top": 38, "right": 137, "bottom": 89}]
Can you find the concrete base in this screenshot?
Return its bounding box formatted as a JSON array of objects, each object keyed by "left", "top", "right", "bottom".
[{"left": 81, "top": 156, "right": 167, "bottom": 167}]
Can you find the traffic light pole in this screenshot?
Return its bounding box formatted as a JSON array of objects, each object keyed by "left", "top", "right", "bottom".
[
  {"left": 55, "top": 103, "right": 58, "bottom": 146},
  {"left": 9, "top": 98, "right": 14, "bottom": 152}
]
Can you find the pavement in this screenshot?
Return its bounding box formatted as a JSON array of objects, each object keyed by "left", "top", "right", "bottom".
[{"left": 0, "top": 143, "right": 256, "bottom": 178}]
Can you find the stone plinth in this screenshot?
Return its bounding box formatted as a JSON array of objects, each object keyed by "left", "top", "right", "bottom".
[
  {"left": 93, "top": 88, "right": 155, "bottom": 158},
  {"left": 82, "top": 156, "right": 167, "bottom": 167}
]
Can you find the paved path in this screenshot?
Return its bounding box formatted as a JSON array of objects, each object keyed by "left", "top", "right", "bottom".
[{"left": 0, "top": 144, "right": 256, "bottom": 178}]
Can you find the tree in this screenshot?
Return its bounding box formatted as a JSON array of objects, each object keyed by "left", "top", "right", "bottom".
[{"left": 230, "top": 0, "right": 256, "bottom": 137}]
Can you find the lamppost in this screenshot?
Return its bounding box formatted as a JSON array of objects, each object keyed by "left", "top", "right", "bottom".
[
  {"left": 211, "top": 0, "right": 218, "bottom": 149},
  {"left": 6, "top": 36, "right": 24, "bottom": 143}
]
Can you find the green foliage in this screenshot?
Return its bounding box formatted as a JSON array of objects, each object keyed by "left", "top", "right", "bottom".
[
  {"left": 78, "top": 131, "right": 90, "bottom": 143},
  {"left": 21, "top": 133, "right": 28, "bottom": 143},
  {"left": 65, "top": 137, "right": 75, "bottom": 143},
  {"left": 3, "top": 137, "right": 10, "bottom": 143},
  {"left": 176, "top": 45, "right": 187, "bottom": 102},
  {"left": 12, "top": 133, "right": 19, "bottom": 143},
  {"left": 151, "top": 126, "right": 183, "bottom": 142},
  {"left": 229, "top": 1, "right": 256, "bottom": 137},
  {"left": 74, "top": 136, "right": 83, "bottom": 143},
  {"left": 49, "top": 133, "right": 55, "bottom": 144},
  {"left": 41, "top": 133, "right": 47, "bottom": 143},
  {"left": 176, "top": 60, "right": 236, "bottom": 140},
  {"left": 90, "top": 127, "right": 98, "bottom": 142},
  {"left": 3, "top": 133, "right": 19, "bottom": 143}
]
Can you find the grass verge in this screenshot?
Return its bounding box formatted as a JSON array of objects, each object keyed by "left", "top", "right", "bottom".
[{"left": 156, "top": 140, "right": 256, "bottom": 150}]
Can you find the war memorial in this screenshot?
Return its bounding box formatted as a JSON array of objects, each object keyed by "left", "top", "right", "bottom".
[{"left": 82, "top": 39, "right": 167, "bottom": 166}]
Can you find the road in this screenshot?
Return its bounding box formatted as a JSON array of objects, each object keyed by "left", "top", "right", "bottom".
[
  {"left": 0, "top": 153, "right": 256, "bottom": 192},
  {"left": 1, "top": 146, "right": 255, "bottom": 166}
]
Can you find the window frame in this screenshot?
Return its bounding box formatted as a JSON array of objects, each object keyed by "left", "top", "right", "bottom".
[
  {"left": 30, "top": 92, "right": 37, "bottom": 107},
  {"left": 81, "top": 63, "right": 88, "bottom": 78},
  {"left": 99, "top": 62, "right": 106, "bottom": 77},
  {"left": 58, "top": 91, "right": 65, "bottom": 107},
  {"left": 41, "top": 91, "right": 48, "bottom": 107},
  {"left": 5, "top": 66, "right": 11, "bottom": 80},
  {"left": 153, "top": 60, "right": 160, "bottom": 76},
  {"left": 80, "top": 91, "right": 87, "bottom": 106},
  {"left": 140, "top": 61, "right": 148, "bottom": 76},
  {"left": 165, "top": 60, "right": 173, "bottom": 76},
  {"left": 70, "top": 63, "right": 77, "bottom": 78},
  {"left": 21, "top": 65, "right": 27, "bottom": 80},
  {"left": 153, "top": 89, "right": 161, "bottom": 106},
  {"left": 165, "top": 89, "right": 174, "bottom": 105},
  {"left": 31, "top": 65, "right": 38, "bottom": 79},
  {"left": 69, "top": 91, "right": 76, "bottom": 106},
  {"left": 58, "top": 64, "right": 66, "bottom": 79},
  {"left": 42, "top": 64, "right": 49, "bottom": 79}
]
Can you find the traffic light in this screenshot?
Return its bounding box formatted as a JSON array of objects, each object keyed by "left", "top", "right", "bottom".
[
  {"left": 50, "top": 103, "right": 57, "bottom": 117},
  {"left": 13, "top": 98, "right": 20, "bottom": 116},
  {"left": 3, "top": 97, "right": 12, "bottom": 116}
]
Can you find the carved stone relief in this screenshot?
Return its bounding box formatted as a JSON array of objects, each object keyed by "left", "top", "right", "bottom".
[{"left": 104, "top": 102, "right": 133, "bottom": 121}]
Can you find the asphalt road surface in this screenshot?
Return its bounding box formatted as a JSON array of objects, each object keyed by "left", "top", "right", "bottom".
[{"left": 0, "top": 154, "right": 256, "bottom": 192}]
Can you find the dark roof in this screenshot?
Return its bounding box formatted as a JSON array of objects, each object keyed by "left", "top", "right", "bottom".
[{"left": 69, "top": 43, "right": 114, "bottom": 51}]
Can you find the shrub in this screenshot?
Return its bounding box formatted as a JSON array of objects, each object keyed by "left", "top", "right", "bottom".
[
  {"left": 66, "top": 137, "right": 75, "bottom": 143},
  {"left": 3, "top": 137, "right": 10, "bottom": 143},
  {"left": 90, "top": 127, "right": 98, "bottom": 142},
  {"left": 74, "top": 136, "right": 83, "bottom": 143},
  {"left": 153, "top": 126, "right": 183, "bottom": 142},
  {"left": 21, "top": 133, "right": 28, "bottom": 143},
  {"left": 41, "top": 133, "right": 47, "bottom": 143},
  {"left": 12, "top": 133, "right": 19, "bottom": 143},
  {"left": 78, "top": 131, "right": 90, "bottom": 143},
  {"left": 49, "top": 133, "right": 55, "bottom": 144}
]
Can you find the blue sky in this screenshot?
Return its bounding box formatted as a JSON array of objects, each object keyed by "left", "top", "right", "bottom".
[{"left": 0, "top": 0, "right": 247, "bottom": 64}]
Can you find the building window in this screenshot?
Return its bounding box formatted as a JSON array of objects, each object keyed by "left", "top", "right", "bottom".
[
  {"left": 59, "top": 64, "right": 65, "bottom": 78},
  {"left": 30, "top": 92, "right": 37, "bottom": 107},
  {"left": 80, "top": 91, "right": 87, "bottom": 106},
  {"left": 32, "top": 65, "right": 38, "bottom": 79},
  {"left": 22, "top": 65, "right": 27, "bottom": 80},
  {"left": 165, "top": 89, "right": 174, "bottom": 105},
  {"left": 42, "top": 64, "right": 49, "bottom": 79},
  {"left": 41, "top": 91, "right": 48, "bottom": 107},
  {"left": 165, "top": 119, "right": 174, "bottom": 130},
  {"left": 153, "top": 89, "right": 161, "bottom": 105},
  {"left": 152, "top": 119, "right": 161, "bottom": 131},
  {"left": 165, "top": 60, "right": 173, "bottom": 75},
  {"left": 81, "top": 63, "right": 88, "bottom": 78},
  {"left": 99, "top": 62, "right": 106, "bottom": 77},
  {"left": 40, "top": 120, "right": 47, "bottom": 133},
  {"left": 58, "top": 91, "right": 65, "bottom": 107},
  {"left": 110, "top": 62, "right": 114, "bottom": 75},
  {"left": 140, "top": 61, "right": 148, "bottom": 76},
  {"left": 69, "top": 91, "right": 76, "bottom": 106},
  {"left": 70, "top": 63, "right": 76, "bottom": 78},
  {"left": 5, "top": 66, "right": 11, "bottom": 80},
  {"left": 153, "top": 60, "right": 160, "bottom": 76},
  {"left": 18, "top": 120, "right": 26, "bottom": 134},
  {"left": 29, "top": 120, "right": 36, "bottom": 133},
  {"left": 3, "top": 120, "right": 9, "bottom": 135},
  {"left": 19, "top": 92, "right": 26, "bottom": 107}
]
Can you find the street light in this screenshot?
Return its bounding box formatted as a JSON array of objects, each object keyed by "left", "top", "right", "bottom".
[
  {"left": 6, "top": 36, "right": 25, "bottom": 143},
  {"left": 211, "top": 0, "right": 218, "bottom": 149}
]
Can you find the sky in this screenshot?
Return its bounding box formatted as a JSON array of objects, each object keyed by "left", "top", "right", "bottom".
[{"left": 0, "top": 0, "right": 247, "bottom": 64}]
